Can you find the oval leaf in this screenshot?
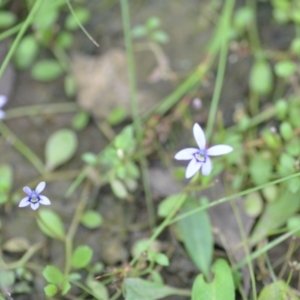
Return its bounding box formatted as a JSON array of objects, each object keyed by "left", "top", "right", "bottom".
[
  {"left": 71, "top": 245, "right": 93, "bottom": 269},
  {"left": 110, "top": 179, "right": 128, "bottom": 199},
  {"left": 14, "top": 35, "right": 39, "bottom": 70},
  {"left": 42, "top": 265, "right": 63, "bottom": 285},
  {"left": 249, "top": 59, "right": 273, "bottom": 95},
  {"left": 31, "top": 59, "right": 64, "bottom": 82},
  {"left": 81, "top": 210, "right": 103, "bottom": 229},
  {"left": 45, "top": 129, "right": 78, "bottom": 171},
  {"left": 258, "top": 280, "right": 299, "bottom": 300},
  {"left": 176, "top": 197, "right": 213, "bottom": 278},
  {"left": 37, "top": 209, "right": 65, "bottom": 240}
]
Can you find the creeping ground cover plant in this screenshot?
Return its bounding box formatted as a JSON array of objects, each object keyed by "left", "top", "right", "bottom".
[{"left": 2, "top": 0, "right": 300, "bottom": 299}]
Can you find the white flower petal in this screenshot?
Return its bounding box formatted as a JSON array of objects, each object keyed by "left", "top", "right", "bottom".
[
  {"left": 23, "top": 187, "right": 32, "bottom": 196},
  {"left": 0, "top": 110, "right": 5, "bottom": 119},
  {"left": 0, "top": 95, "right": 7, "bottom": 108},
  {"left": 39, "top": 196, "right": 51, "bottom": 205},
  {"left": 31, "top": 203, "right": 39, "bottom": 210},
  {"left": 174, "top": 148, "right": 198, "bottom": 160},
  {"left": 35, "top": 182, "right": 46, "bottom": 194},
  {"left": 201, "top": 157, "right": 212, "bottom": 176},
  {"left": 207, "top": 145, "right": 233, "bottom": 156},
  {"left": 19, "top": 197, "right": 30, "bottom": 207},
  {"left": 185, "top": 158, "right": 202, "bottom": 179},
  {"left": 193, "top": 123, "right": 206, "bottom": 150}
]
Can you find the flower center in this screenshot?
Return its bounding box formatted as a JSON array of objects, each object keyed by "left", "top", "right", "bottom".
[
  {"left": 29, "top": 192, "right": 40, "bottom": 203},
  {"left": 194, "top": 150, "right": 207, "bottom": 162}
]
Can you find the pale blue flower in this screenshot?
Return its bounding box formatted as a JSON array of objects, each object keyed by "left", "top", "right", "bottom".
[
  {"left": 0, "top": 95, "right": 7, "bottom": 119},
  {"left": 19, "top": 182, "right": 51, "bottom": 210},
  {"left": 175, "top": 123, "right": 233, "bottom": 178}
]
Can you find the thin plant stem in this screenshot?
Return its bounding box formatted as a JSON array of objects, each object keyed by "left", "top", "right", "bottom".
[
  {"left": 170, "top": 171, "right": 300, "bottom": 225},
  {"left": 0, "top": 0, "right": 44, "bottom": 79},
  {"left": 65, "top": 0, "right": 99, "bottom": 47},
  {"left": 0, "top": 122, "right": 45, "bottom": 174},
  {"left": 64, "top": 181, "right": 91, "bottom": 280},
  {"left": 205, "top": 0, "right": 235, "bottom": 142},
  {"left": 230, "top": 200, "right": 257, "bottom": 299},
  {"left": 120, "top": 0, "right": 155, "bottom": 229},
  {"left": 5, "top": 102, "right": 78, "bottom": 119}
]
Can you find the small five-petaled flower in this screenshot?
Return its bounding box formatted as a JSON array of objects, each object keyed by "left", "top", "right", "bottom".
[
  {"left": 174, "top": 123, "right": 233, "bottom": 178},
  {"left": 0, "top": 95, "right": 7, "bottom": 119},
  {"left": 19, "top": 181, "right": 51, "bottom": 210}
]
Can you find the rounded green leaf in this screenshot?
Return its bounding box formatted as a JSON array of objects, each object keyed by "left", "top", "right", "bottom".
[
  {"left": 31, "top": 59, "right": 64, "bottom": 81},
  {"left": 44, "top": 284, "right": 58, "bottom": 297},
  {"left": 37, "top": 209, "right": 66, "bottom": 240},
  {"left": 57, "top": 32, "right": 74, "bottom": 49},
  {"left": 151, "top": 31, "right": 169, "bottom": 44},
  {"left": 291, "top": 38, "right": 300, "bottom": 55},
  {"left": 110, "top": 179, "right": 128, "bottom": 199},
  {"left": 14, "top": 35, "right": 39, "bottom": 70},
  {"left": 275, "top": 61, "right": 296, "bottom": 78},
  {"left": 72, "top": 111, "right": 90, "bottom": 131},
  {"left": 132, "top": 25, "right": 147, "bottom": 38},
  {"left": 0, "top": 164, "right": 13, "bottom": 194},
  {"left": 249, "top": 153, "right": 272, "bottom": 185},
  {"left": 234, "top": 7, "right": 254, "bottom": 31},
  {"left": 45, "top": 129, "right": 78, "bottom": 171},
  {"left": 64, "top": 74, "right": 77, "bottom": 98},
  {"left": 71, "top": 245, "right": 93, "bottom": 269},
  {"left": 279, "top": 122, "right": 293, "bottom": 141},
  {"left": 275, "top": 99, "right": 288, "bottom": 120},
  {"left": 81, "top": 210, "right": 103, "bottom": 229},
  {"left": 249, "top": 59, "right": 273, "bottom": 95},
  {"left": 244, "top": 192, "right": 263, "bottom": 217},
  {"left": 287, "top": 216, "right": 300, "bottom": 237},
  {"left": 107, "top": 107, "right": 127, "bottom": 126},
  {"left": 146, "top": 17, "right": 161, "bottom": 30},
  {"left": 42, "top": 265, "right": 63, "bottom": 285},
  {"left": 0, "top": 12, "right": 17, "bottom": 28}
]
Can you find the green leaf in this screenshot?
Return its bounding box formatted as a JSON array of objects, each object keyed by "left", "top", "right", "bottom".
[
  {"left": 44, "top": 284, "right": 58, "bottom": 297},
  {"left": 287, "top": 216, "right": 300, "bottom": 237},
  {"left": 275, "top": 99, "right": 288, "bottom": 120},
  {"left": 65, "top": 8, "right": 90, "bottom": 30},
  {"left": 62, "top": 280, "right": 71, "bottom": 295},
  {"left": 37, "top": 209, "right": 66, "bottom": 240},
  {"left": 14, "top": 35, "right": 39, "bottom": 70},
  {"left": 86, "top": 279, "right": 109, "bottom": 300},
  {"left": 275, "top": 61, "right": 297, "bottom": 78},
  {"left": 151, "top": 31, "right": 169, "bottom": 44},
  {"left": 177, "top": 197, "right": 213, "bottom": 278},
  {"left": 249, "top": 59, "right": 273, "bottom": 95},
  {"left": 72, "top": 111, "right": 90, "bottom": 131},
  {"left": 33, "top": 2, "right": 59, "bottom": 29},
  {"left": 45, "top": 129, "right": 78, "bottom": 171},
  {"left": 124, "top": 278, "right": 178, "bottom": 300},
  {"left": 279, "top": 122, "right": 293, "bottom": 140},
  {"left": 149, "top": 252, "right": 169, "bottom": 267},
  {"left": 31, "top": 59, "right": 64, "bottom": 81},
  {"left": 0, "top": 12, "right": 17, "bottom": 28},
  {"left": 249, "top": 153, "right": 272, "bottom": 185},
  {"left": 0, "top": 268, "right": 15, "bottom": 288},
  {"left": 258, "top": 280, "right": 299, "bottom": 300},
  {"left": 110, "top": 179, "right": 128, "bottom": 199},
  {"left": 64, "top": 74, "right": 77, "bottom": 97},
  {"left": 71, "top": 245, "right": 93, "bottom": 269},
  {"left": 192, "top": 259, "right": 235, "bottom": 300},
  {"left": 42, "top": 265, "right": 64, "bottom": 285},
  {"left": 107, "top": 107, "right": 127, "bottom": 126},
  {"left": 158, "top": 194, "right": 183, "bottom": 217},
  {"left": 57, "top": 32, "right": 74, "bottom": 49},
  {"left": 146, "top": 17, "right": 161, "bottom": 30},
  {"left": 81, "top": 152, "right": 98, "bottom": 165},
  {"left": 243, "top": 192, "right": 263, "bottom": 217},
  {"left": 132, "top": 25, "right": 147, "bottom": 38},
  {"left": 81, "top": 210, "right": 103, "bottom": 229},
  {"left": 251, "top": 189, "right": 300, "bottom": 243},
  {"left": 234, "top": 7, "right": 254, "bottom": 31},
  {"left": 288, "top": 177, "right": 300, "bottom": 194}
]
